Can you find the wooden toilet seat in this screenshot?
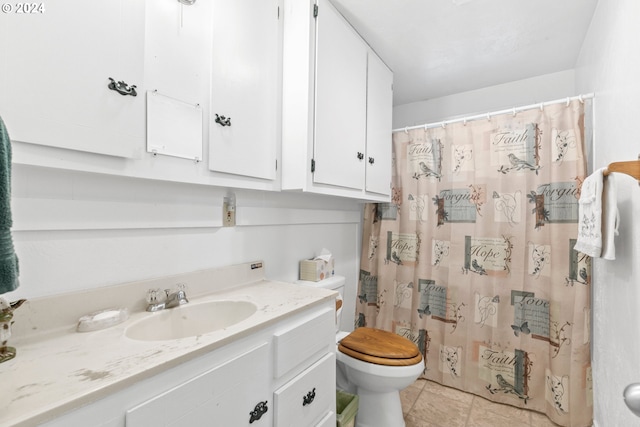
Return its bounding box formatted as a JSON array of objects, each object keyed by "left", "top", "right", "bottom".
[{"left": 338, "top": 327, "right": 423, "bottom": 366}]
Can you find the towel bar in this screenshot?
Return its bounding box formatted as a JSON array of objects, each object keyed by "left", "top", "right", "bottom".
[{"left": 603, "top": 158, "right": 640, "bottom": 181}]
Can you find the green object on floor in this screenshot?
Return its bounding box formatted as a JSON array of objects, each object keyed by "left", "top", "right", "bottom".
[{"left": 336, "top": 390, "right": 358, "bottom": 427}]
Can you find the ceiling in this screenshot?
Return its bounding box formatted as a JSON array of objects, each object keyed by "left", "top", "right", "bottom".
[{"left": 330, "top": 0, "right": 599, "bottom": 106}]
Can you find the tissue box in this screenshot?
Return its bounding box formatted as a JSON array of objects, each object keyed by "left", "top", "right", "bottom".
[{"left": 299, "top": 258, "right": 334, "bottom": 282}]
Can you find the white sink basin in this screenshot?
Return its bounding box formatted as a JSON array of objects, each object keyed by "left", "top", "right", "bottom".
[{"left": 125, "top": 300, "right": 258, "bottom": 341}]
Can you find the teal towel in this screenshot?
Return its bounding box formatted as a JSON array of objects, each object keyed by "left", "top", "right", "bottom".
[{"left": 0, "top": 116, "right": 19, "bottom": 294}]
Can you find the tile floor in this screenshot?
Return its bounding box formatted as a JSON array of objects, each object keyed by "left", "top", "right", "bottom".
[{"left": 400, "top": 379, "right": 561, "bottom": 427}]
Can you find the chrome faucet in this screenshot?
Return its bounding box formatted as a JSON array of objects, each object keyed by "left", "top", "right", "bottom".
[
  {"left": 165, "top": 285, "right": 189, "bottom": 309},
  {"left": 146, "top": 284, "right": 189, "bottom": 312}
]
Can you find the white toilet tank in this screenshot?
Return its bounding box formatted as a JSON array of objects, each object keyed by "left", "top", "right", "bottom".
[{"left": 295, "top": 275, "right": 345, "bottom": 332}]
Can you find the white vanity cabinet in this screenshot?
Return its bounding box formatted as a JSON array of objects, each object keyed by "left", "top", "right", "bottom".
[
  {"left": 274, "top": 353, "right": 336, "bottom": 426},
  {"left": 281, "top": 0, "right": 393, "bottom": 202},
  {"left": 39, "top": 300, "right": 336, "bottom": 427},
  {"left": 208, "top": 0, "right": 282, "bottom": 183},
  {"left": 126, "top": 343, "right": 272, "bottom": 426},
  {"left": 0, "top": 0, "right": 146, "bottom": 158},
  {"left": 272, "top": 307, "right": 336, "bottom": 426}
]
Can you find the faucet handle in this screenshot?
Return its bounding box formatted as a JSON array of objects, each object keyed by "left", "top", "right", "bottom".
[
  {"left": 176, "top": 283, "right": 188, "bottom": 294},
  {"left": 146, "top": 288, "right": 164, "bottom": 304}
]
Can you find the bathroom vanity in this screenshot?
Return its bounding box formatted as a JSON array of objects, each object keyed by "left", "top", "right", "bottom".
[{"left": 2, "top": 262, "right": 337, "bottom": 426}]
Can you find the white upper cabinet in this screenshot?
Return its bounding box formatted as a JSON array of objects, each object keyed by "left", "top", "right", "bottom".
[
  {"left": 312, "top": 2, "right": 367, "bottom": 191},
  {"left": 208, "top": 0, "right": 282, "bottom": 182},
  {"left": 144, "top": 0, "right": 210, "bottom": 162},
  {"left": 281, "top": 0, "right": 393, "bottom": 202},
  {"left": 145, "top": 1, "right": 210, "bottom": 111},
  {"left": 0, "top": 0, "right": 146, "bottom": 158},
  {"left": 1, "top": 0, "right": 389, "bottom": 196},
  {"left": 365, "top": 51, "right": 393, "bottom": 196}
]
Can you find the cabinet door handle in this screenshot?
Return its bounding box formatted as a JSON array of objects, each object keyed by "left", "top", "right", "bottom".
[
  {"left": 368, "top": 157, "right": 375, "bottom": 164},
  {"left": 357, "top": 152, "right": 364, "bottom": 160},
  {"left": 107, "top": 78, "right": 137, "bottom": 97},
  {"left": 214, "top": 114, "right": 232, "bottom": 127},
  {"left": 249, "top": 400, "right": 268, "bottom": 423},
  {"left": 302, "top": 388, "right": 316, "bottom": 406}
]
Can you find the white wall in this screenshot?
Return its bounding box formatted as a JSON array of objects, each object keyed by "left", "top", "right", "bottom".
[
  {"left": 575, "top": 0, "right": 640, "bottom": 425},
  {"left": 393, "top": 69, "right": 576, "bottom": 129},
  {"left": 5, "top": 164, "right": 362, "bottom": 332}
]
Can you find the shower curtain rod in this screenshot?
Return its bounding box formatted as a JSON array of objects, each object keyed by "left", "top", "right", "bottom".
[{"left": 392, "top": 93, "right": 595, "bottom": 133}]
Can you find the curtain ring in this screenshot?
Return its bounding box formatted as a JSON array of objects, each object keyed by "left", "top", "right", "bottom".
[
  {"left": 404, "top": 127, "right": 408, "bottom": 134},
  {"left": 463, "top": 118, "right": 467, "bottom": 126},
  {"left": 539, "top": 104, "right": 544, "bottom": 112},
  {"left": 486, "top": 113, "right": 491, "bottom": 121},
  {"left": 441, "top": 122, "right": 446, "bottom": 129},
  {"left": 512, "top": 107, "right": 516, "bottom": 117},
  {"left": 566, "top": 97, "right": 571, "bottom": 107},
  {"left": 579, "top": 95, "right": 584, "bottom": 104},
  {"left": 424, "top": 124, "right": 428, "bottom": 132}
]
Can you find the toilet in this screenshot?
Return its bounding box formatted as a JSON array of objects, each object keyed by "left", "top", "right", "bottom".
[{"left": 297, "top": 276, "right": 424, "bottom": 427}]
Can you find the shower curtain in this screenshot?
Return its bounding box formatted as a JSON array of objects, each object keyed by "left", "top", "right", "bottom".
[{"left": 357, "top": 99, "right": 592, "bottom": 426}]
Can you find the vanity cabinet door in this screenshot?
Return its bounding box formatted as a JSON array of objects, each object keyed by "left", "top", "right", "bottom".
[
  {"left": 208, "top": 0, "right": 281, "bottom": 181},
  {"left": 126, "top": 343, "right": 272, "bottom": 427},
  {"left": 0, "top": 0, "right": 145, "bottom": 158}
]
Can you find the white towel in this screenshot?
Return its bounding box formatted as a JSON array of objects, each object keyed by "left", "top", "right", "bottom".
[
  {"left": 574, "top": 168, "right": 618, "bottom": 259},
  {"left": 601, "top": 173, "right": 619, "bottom": 260}
]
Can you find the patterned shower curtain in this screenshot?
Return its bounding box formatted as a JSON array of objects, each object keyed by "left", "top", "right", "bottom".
[{"left": 357, "top": 100, "right": 592, "bottom": 426}]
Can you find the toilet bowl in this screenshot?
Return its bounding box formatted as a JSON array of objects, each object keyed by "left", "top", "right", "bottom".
[{"left": 296, "top": 276, "right": 424, "bottom": 427}]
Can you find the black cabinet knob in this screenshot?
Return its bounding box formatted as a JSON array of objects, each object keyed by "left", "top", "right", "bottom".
[
  {"left": 249, "top": 400, "right": 268, "bottom": 423},
  {"left": 107, "top": 78, "right": 137, "bottom": 96},
  {"left": 368, "top": 157, "right": 375, "bottom": 164},
  {"left": 215, "top": 114, "right": 232, "bottom": 127},
  {"left": 302, "top": 388, "right": 316, "bottom": 406}
]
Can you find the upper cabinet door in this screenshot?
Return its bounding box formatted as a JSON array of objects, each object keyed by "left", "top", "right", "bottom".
[
  {"left": 365, "top": 51, "right": 393, "bottom": 196},
  {"left": 0, "top": 0, "right": 145, "bottom": 158},
  {"left": 208, "top": 0, "right": 281, "bottom": 181},
  {"left": 145, "top": 0, "right": 211, "bottom": 108},
  {"left": 313, "top": 0, "right": 367, "bottom": 191}
]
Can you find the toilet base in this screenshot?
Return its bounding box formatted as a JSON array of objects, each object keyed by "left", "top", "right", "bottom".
[{"left": 355, "top": 388, "right": 405, "bottom": 427}]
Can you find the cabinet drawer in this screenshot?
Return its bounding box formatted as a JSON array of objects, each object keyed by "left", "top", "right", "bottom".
[
  {"left": 315, "top": 411, "right": 336, "bottom": 427},
  {"left": 274, "top": 352, "right": 336, "bottom": 427},
  {"left": 273, "top": 307, "right": 334, "bottom": 378}
]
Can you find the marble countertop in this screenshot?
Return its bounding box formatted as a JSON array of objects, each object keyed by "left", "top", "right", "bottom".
[{"left": 1, "top": 278, "right": 335, "bottom": 427}]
